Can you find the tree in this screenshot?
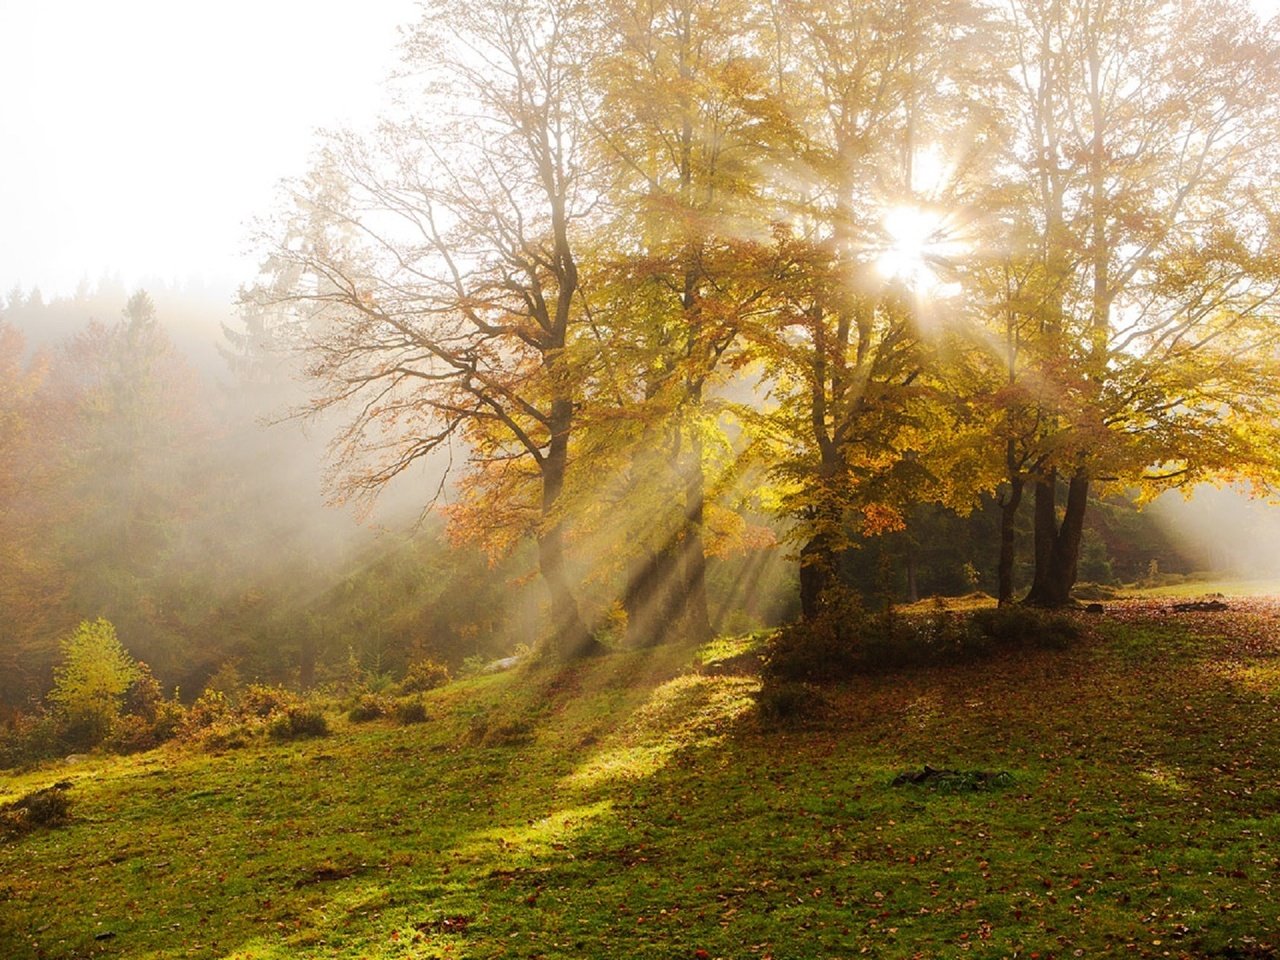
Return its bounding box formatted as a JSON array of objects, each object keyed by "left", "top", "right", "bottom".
[
  {"left": 585, "top": 0, "right": 779, "bottom": 644},
  {"left": 0, "top": 321, "right": 65, "bottom": 708},
  {"left": 756, "top": 0, "right": 994, "bottom": 619},
  {"left": 48, "top": 618, "right": 139, "bottom": 748},
  {"left": 991, "top": 0, "right": 1280, "bottom": 606},
  {"left": 251, "top": 0, "right": 605, "bottom": 656},
  {"left": 42, "top": 291, "right": 214, "bottom": 677}
]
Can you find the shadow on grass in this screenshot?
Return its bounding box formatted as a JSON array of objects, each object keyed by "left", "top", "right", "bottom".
[{"left": 7, "top": 609, "right": 1280, "bottom": 959}]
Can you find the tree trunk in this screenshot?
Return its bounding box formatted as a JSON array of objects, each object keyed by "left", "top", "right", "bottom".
[
  {"left": 679, "top": 428, "right": 714, "bottom": 644},
  {"left": 904, "top": 538, "right": 919, "bottom": 604},
  {"left": 1024, "top": 469, "right": 1089, "bottom": 607},
  {"left": 996, "top": 475, "right": 1023, "bottom": 606},
  {"left": 540, "top": 397, "right": 598, "bottom": 657},
  {"left": 799, "top": 531, "right": 836, "bottom": 621},
  {"left": 536, "top": 525, "right": 597, "bottom": 656},
  {"left": 622, "top": 545, "right": 681, "bottom": 647}
]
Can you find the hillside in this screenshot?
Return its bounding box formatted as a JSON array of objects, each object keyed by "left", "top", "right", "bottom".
[{"left": 4, "top": 601, "right": 1280, "bottom": 959}]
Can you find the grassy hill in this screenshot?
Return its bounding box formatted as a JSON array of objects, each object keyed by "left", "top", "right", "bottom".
[{"left": 4, "top": 600, "right": 1280, "bottom": 959}]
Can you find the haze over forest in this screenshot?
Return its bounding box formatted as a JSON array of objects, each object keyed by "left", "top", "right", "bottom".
[{"left": 6, "top": 0, "right": 1280, "bottom": 713}]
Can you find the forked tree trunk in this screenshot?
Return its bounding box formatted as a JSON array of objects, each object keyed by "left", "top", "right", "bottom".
[{"left": 1024, "top": 469, "right": 1089, "bottom": 607}]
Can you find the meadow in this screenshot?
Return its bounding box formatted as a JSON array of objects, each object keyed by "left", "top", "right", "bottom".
[{"left": 4, "top": 598, "right": 1280, "bottom": 959}]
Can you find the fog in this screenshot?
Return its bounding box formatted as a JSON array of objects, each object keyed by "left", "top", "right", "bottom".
[{"left": 5, "top": 0, "right": 1280, "bottom": 720}]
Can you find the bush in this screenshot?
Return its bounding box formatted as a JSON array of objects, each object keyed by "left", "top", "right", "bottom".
[
  {"left": 48, "top": 619, "right": 139, "bottom": 750},
  {"left": 180, "top": 689, "right": 232, "bottom": 738},
  {"left": 105, "top": 714, "right": 158, "bottom": 755},
  {"left": 269, "top": 704, "right": 329, "bottom": 741},
  {"left": 181, "top": 686, "right": 326, "bottom": 750},
  {"left": 969, "top": 606, "right": 1081, "bottom": 650},
  {"left": 347, "top": 694, "right": 391, "bottom": 723},
  {"left": 1, "top": 784, "right": 71, "bottom": 839},
  {"left": 766, "top": 603, "right": 1081, "bottom": 682},
  {"left": 198, "top": 719, "right": 256, "bottom": 752},
  {"left": 393, "top": 698, "right": 429, "bottom": 724},
  {"left": 0, "top": 711, "right": 60, "bottom": 770},
  {"left": 764, "top": 602, "right": 868, "bottom": 683},
  {"left": 239, "top": 684, "right": 298, "bottom": 719},
  {"left": 398, "top": 658, "right": 451, "bottom": 694}
]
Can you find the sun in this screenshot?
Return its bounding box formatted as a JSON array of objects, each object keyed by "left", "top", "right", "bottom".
[{"left": 875, "top": 205, "right": 957, "bottom": 292}]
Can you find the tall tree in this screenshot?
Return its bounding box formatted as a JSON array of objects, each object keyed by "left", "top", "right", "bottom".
[
  {"left": 42, "top": 291, "right": 212, "bottom": 678},
  {"left": 758, "top": 0, "right": 992, "bottom": 619},
  {"left": 251, "top": 0, "right": 604, "bottom": 656},
  {"left": 586, "top": 0, "right": 778, "bottom": 644},
  {"left": 993, "top": 0, "right": 1280, "bottom": 606}
]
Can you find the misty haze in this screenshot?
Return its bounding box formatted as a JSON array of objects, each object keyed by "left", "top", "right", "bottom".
[{"left": 5, "top": 1, "right": 1280, "bottom": 957}]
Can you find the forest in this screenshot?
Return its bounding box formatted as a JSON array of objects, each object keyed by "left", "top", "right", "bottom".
[
  {"left": 5, "top": 0, "right": 1280, "bottom": 957},
  {"left": 5, "top": 0, "right": 1278, "bottom": 695}
]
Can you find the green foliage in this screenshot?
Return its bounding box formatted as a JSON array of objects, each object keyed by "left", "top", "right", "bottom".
[{"left": 48, "top": 619, "right": 139, "bottom": 749}]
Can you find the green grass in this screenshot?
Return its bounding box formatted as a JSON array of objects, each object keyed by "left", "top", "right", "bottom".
[{"left": 5, "top": 602, "right": 1280, "bottom": 959}]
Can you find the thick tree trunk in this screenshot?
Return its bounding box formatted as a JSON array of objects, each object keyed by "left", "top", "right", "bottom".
[
  {"left": 540, "top": 397, "right": 598, "bottom": 658},
  {"left": 799, "top": 531, "right": 836, "bottom": 621},
  {"left": 1024, "top": 469, "right": 1089, "bottom": 607},
  {"left": 996, "top": 475, "right": 1023, "bottom": 607},
  {"left": 537, "top": 526, "right": 596, "bottom": 656}
]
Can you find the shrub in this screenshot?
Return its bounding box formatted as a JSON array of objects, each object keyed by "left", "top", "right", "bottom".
[
  {"left": 398, "top": 658, "right": 451, "bottom": 694},
  {"left": 0, "top": 711, "right": 60, "bottom": 770},
  {"left": 239, "top": 684, "right": 299, "bottom": 719},
  {"left": 48, "top": 619, "right": 139, "bottom": 750},
  {"left": 969, "top": 606, "right": 1080, "bottom": 650},
  {"left": 180, "top": 689, "right": 232, "bottom": 738},
  {"left": 1, "top": 784, "right": 71, "bottom": 839},
  {"left": 122, "top": 662, "right": 165, "bottom": 721},
  {"left": 347, "top": 694, "right": 391, "bottom": 723},
  {"left": 198, "top": 719, "right": 256, "bottom": 752},
  {"left": 766, "top": 602, "right": 1081, "bottom": 682},
  {"left": 393, "top": 698, "right": 429, "bottom": 724},
  {"left": 268, "top": 704, "right": 329, "bottom": 741},
  {"left": 764, "top": 605, "right": 867, "bottom": 683}
]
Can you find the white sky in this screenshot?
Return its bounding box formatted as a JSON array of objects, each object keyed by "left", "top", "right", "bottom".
[
  {"left": 3, "top": 0, "right": 1279, "bottom": 301},
  {"left": 0, "top": 0, "right": 418, "bottom": 299}
]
